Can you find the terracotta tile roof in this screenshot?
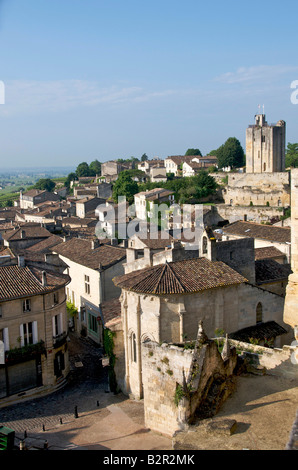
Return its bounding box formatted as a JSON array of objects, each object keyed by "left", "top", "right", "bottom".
[
  {"left": 223, "top": 221, "right": 291, "bottom": 244},
  {"left": 0, "top": 208, "right": 18, "bottom": 221},
  {"left": 22, "top": 190, "right": 60, "bottom": 202},
  {"left": 151, "top": 173, "right": 167, "bottom": 179},
  {"left": 53, "top": 238, "right": 126, "bottom": 270},
  {"left": 0, "top": 221, "right": 18, "bottom": 231},
  {"left": 0, "top": 246, "right": 15, "bottom": 258},
  {"left": 1, "top": 224, "right": 52, "bottom": 241},
  {"left": 135, "top": 187, "right": 174, "bottom": 198},
  {"left": 61, "top": 217, "right": 97, "bottom": 227},
  {"left": 254, "top": 246, "right": 286, "bottom": 260},
  {"left": 229, "top": 321, "right": 287, "bottom": 343},
  {"left": 25, "top": 203, "right": 71, "bottom": 218},
  {"left": 63, "top": 227, "right": 98, "bottom": 239},
  {"left": 165, "top": 155, "right": 194, "bottom": 164},
  {"left": 25, "top": 234, "right": 64, "bottom": 253},
  {"left": 133, "top": 231, "right": 176, "bottom": 249},
  {"left": 22, "top": 189, "right": 47, "bottom": 197},
  {"left": 101, "top": 298, "right": 121, "bottom": 328},
  {"left": 255, "top": 259, "right": 292, "bottom": 284},
  {"left": 114, "top": 257, "right": 247, "bottom": 295},
  {"left": 0, "top": 265, "right": 69, "bottom": 301}
]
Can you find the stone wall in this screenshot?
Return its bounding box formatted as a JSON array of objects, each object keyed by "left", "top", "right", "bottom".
[
  {"left": 246, "top": 117, "right": 286, "bottom": 174},
  {"left": 204, "top": 204, "right": 285, "bottom": 225},
  {"left": 225, "top": 338, "right": 297, "bottom": 379},
  {"left": 212, "top": 237, "right": 255, "bottom": 284},
  {"left": 97, "top": 182, "right": 113, "bottom": 199},
  {"left": 222, "top": 172, "right": 290, "bottom": 208},
  {"left": 119, "top": 281, "right": 288, "bottom": 399},
  {"left": 142, "top": 341, "right": 193, "bottom": 436},
  {"left": 141, "top": 334, "right": 297, "bottom": 437},
  {"left": 142, "top": 333, "right": 238, "bottom": 437},
  {"left": 284, "top": 168, "right": 298, "bottom": 332}
]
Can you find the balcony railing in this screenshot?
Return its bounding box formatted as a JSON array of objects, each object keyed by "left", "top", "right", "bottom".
[
  {"left": 53, "top": 331, "right": 68, "bottom": 349},
  {"left": 4, "top": 341, "right": 46, "bottom": 365}
]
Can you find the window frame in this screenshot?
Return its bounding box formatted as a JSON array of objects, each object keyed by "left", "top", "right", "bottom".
[
  {"left": 84, "top": 275, "right": 90, "bottom": 295},
  {"left": 23, "top": 298, "right": 31, "bottom": 313}
]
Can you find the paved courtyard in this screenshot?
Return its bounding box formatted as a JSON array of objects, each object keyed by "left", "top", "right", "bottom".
[
  {"left": 0, "top": 332, "right": 297, "bottom": 451},
  {"left": 0, "top": 332, "right": 172, "bottom": 450}
]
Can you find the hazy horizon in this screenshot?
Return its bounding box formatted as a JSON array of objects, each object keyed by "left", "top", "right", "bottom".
[{"left": 0, "top": 0, "right": 297, "bottom": 167}]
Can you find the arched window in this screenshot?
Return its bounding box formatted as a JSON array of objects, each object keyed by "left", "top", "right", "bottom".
[
  {"left": 202, "top": 236, "right": 208, "bottom": 254},
  {"left": 256, "top": 302, "right": 263, "bottom": 324},
  {"left": 131, "top": 332, "right": 137, "bottom": 362}
]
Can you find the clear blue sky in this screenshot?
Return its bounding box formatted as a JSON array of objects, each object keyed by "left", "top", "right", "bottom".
[{"left": 0, "top": 0, "right": 297, "bottom": 168}]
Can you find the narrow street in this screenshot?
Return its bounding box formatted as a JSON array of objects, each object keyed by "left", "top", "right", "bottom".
[{"left": 0, "top": 332, "right": 172, "bottom": 450}]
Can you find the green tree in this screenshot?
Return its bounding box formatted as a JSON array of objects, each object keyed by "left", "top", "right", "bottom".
[
  {"left": 34, "top": 178, "right": 55, "bottom": 192},
  {"left": 285, "top": 142, "right": 298, "bottom": 168},
  {"left": 138, "top": 170, "right": 216, "bottom": 204},
  {"left": 216, "top": 137, "right": 245, "bottom": 169},
  {"left": 207, "top": 150, "right": 218, "bottom": 156},
  {"left": 141, "top": 153, "right": 148, "bottom": 161},
  {"left": 89, "top": 159, "right": 102, "bottom": 176},
  {"left": 65, "top": 172, "right": 78, "bottom": 189},
  {"left": 76, "top": 162, "right": 90, "bottom": 177},
  {"left": 130, "top": 157, "right": 140, "bottom": 169},
  {"left": 124, "top": 169, "right": 148, "bottom": 181},
  {"left": 112, "top": 172, "right": 139, "bottom": 204},
  {"left": 185, "top": 148, "right": 202, "bottom": 156}
]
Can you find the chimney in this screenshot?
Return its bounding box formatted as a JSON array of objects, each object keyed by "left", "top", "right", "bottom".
[
  {"left": 21, "top": 230, "right": 26, "bottom": 239},
  {"left": 91, "top": 239, "right": 99, "bottom": 249},
  {"left": 18, "top": 255, "right": 25, "bottom": 267},
  {"left": 41, "top": 271, "right": 47, "bottom": 286}
]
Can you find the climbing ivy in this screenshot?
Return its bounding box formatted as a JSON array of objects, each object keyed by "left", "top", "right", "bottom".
[
  {"left": 174, "top": 384, "right": 185, "bottom": 407},
  {"left": 103, "top": 328, "right": 118, "bottom": 393}
]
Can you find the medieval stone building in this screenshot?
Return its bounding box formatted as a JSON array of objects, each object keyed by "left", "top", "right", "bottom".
[
  {"left": 246, "top": 114, "right": 286, "bottom": 174},
  {"left": 113, "top": 255, "right": 289, "bottom": 400},
  {"left": 284, "top": 168, "right": 298, "bottom": 339},
  {"left": 223, "top": 114, "right": 290, "bottom": 208}
]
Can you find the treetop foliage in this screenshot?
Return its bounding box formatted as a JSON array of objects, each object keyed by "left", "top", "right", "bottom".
[
  {"left": 33, "top": 178, "right": 56, "bottom": 192},
  {"left": 214, "top": 137, "right": 245, "bottom": 169},
  {"left": 285, "top": 142, "right": 298, "bottom": 168},
  {"left": 185, "top": 148, "right": 202, "bottom": 156}
]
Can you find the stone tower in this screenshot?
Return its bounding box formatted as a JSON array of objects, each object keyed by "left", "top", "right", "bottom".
[
  {"left": 246, "top": 114, "right": 286, "bottom": 173},
  {"left": 284, "top": 168, "right": 298, "bottom": 340}
]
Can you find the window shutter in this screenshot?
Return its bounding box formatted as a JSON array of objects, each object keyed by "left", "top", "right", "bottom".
[
  {"left": 3, "top": 328, "right": 9, "bottom": 351},
  {"left": 32, "top": 321, "right": 38, "bottom": 344}
]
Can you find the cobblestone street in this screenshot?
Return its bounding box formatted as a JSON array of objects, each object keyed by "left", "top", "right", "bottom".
[
  {"left": 0, "top": 333, "right": 172, "bottom": 450},
  {"left": 0, "top": 332, "right": 107, "bottom": 435}
]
